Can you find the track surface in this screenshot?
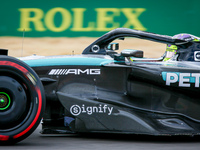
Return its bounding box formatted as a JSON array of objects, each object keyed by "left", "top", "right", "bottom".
[{"left": 1, "top": 124, "right": 200, "bottom": 150}]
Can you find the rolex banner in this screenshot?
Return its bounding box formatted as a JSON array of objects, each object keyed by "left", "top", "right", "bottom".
[{"left": 1, "top": 0, "right": 200, "bottom": 37}]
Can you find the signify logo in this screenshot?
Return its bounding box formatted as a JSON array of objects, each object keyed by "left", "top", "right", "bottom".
[
  {"left": 48, "top": 69, "right": 101, "bottom": 75},
  {"left": 70, "top": 104, "right": 113, "bottom": 116}
]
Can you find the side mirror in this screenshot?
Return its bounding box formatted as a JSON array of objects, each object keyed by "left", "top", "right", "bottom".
[
  {"left": 121, "top": 49, "right": 143, "bottom": 58},
  {"left": 0, "top": 49, "right": 8, "bottom": 55},
  {"left": 107, "top": 43, "right": 119, "bottom": 50}
]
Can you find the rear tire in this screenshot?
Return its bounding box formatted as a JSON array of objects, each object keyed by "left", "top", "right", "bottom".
[{"left": 0, "top": 56, "right": 45, "bottom": 144}]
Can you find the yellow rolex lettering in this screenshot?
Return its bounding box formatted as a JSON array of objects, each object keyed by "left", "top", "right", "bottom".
[
  {"left": 45, "top": 7, "right": 72, "bottom": 32},
  {"left": 95, "top": 8, "right": 120, "bottom": 31},
  {"left": 17, "top": 7, "right": 147, "bottom": 33},
  {"left": 71, "top": 8, "right": 95, "bottom": 31},
  {"left": 17, "top": 8, "right": 46, "bottom": 32},
  {"left": 121, "top": 8, "right": 147, "bottom": 31}
]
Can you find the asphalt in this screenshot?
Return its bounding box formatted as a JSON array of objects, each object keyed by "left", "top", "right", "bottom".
[{"left": 1, "top": 124, "right": 200, "bottom": 150}]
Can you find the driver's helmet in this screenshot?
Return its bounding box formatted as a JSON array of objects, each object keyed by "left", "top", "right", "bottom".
[
  {"left": 163, "top": 44, "right": 177, "bottom": 61},
  {"left": 173, "top": 33, "right": 200, "bottom": 42},
  {"left": 163, "top": 34, "right": 200, "bottom": 61}
]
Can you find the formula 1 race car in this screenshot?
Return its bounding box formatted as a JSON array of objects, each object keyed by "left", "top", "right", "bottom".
[{"left": 1, "top": 28, "right": 200, "bottom": 144}]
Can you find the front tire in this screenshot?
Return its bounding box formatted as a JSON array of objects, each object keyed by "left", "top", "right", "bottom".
[{"left": 0, "top": 56, "right": 45, "bottom": 144}]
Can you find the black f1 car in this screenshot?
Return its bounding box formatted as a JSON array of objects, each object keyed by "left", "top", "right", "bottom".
[{"left": 1, "top": 28, "right": 200, "bottom": 144}]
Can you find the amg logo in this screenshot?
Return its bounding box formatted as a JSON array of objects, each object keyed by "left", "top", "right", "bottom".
[{"left": 48, "top": 69, "right": 101, "bottom": 75}]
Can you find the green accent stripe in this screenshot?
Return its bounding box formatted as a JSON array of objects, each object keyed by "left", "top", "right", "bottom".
[
  {"left": 23, "top": 57, "right": 115, "bottom": 67},
  {"left": 0, "top": 92, "right": 11, "bottom": 110}
]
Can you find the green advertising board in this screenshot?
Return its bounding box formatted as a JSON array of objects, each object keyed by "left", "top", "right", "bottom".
[{"left": 0, "top": 0, "right": 200, "bottom": 37}]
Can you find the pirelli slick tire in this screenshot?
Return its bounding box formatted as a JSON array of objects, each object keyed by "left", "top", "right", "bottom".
[{"left": 0, "top": 56, "right": 45, "bottom": 144}]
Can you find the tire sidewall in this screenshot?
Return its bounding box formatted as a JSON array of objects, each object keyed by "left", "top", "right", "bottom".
[{"left": 0, "top": 56, "right": 45, "bottom": 144}]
